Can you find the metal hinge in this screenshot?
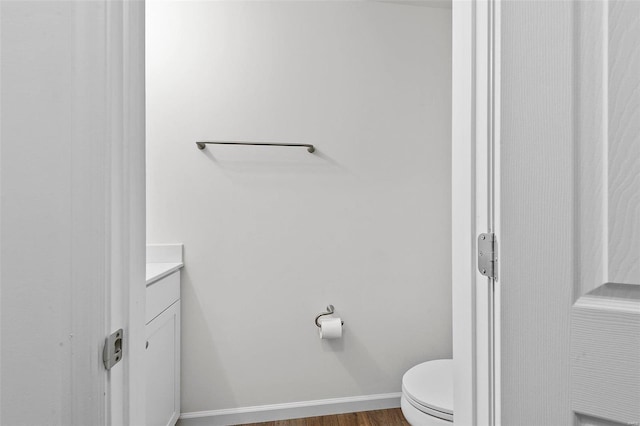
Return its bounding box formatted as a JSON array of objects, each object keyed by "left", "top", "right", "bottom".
[
  {"left": 478, "top": 233, "right": 498, "bottom": 279},
  {"left": 103, "top": 329, "right": 123, "bottom": 370}
]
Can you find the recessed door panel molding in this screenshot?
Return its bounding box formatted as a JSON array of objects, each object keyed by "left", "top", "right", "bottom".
[
  {"left": 575, "top": 0, "right": 610, "bottom": 296},
  {"left": 606, "top": 0, "right": 640, "bottom": 286},
  {"left": 572, "top": 0, "right": 640, "bottom": 424},
  {"left": 576, "top": 0, "right": 640, "bottom": 295}
]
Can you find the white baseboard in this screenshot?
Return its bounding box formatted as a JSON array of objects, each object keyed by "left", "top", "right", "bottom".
[{"left": 177, "top": 392, "right": 402, "bottom": 426}]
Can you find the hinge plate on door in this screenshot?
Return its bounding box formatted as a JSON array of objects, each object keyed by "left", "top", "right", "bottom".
[
  {"left": 478, "top": 233, "right": 498, "bottom": 279},
  {"left": 103, "top": 329, "right": 123, "bottom": 370}
]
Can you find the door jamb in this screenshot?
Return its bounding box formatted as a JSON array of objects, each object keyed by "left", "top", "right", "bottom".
[
  {"left": 452, "top": 0, "right": 500, "bottom": 424},
  {"left": 104, "top": 0, "right": 146, "bottom": 424}
]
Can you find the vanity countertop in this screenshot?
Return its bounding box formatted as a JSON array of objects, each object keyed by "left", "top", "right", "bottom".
[
  {"left": 146, "top": 262, "right": 183, "bottom": 286},
  {"left": 146, "top": 243, "right": 184, "bottom": 285}
]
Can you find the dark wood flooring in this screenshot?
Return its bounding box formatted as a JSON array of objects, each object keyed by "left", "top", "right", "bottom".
[{"left": 237, "top": 408, "right": 410, "bottom": 426}]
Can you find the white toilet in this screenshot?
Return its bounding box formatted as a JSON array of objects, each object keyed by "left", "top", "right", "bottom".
[{"left": 401, "top": 359, "right": 453, "bottom": 426}]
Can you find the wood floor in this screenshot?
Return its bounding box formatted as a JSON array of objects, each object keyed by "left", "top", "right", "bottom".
[{"left": 237, "top": 408, "right": 410, "bottom": 426}]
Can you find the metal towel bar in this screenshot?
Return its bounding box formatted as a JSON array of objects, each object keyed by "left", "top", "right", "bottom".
[{"left": 196, "top": 141, "right": 315, "bottom": 153}]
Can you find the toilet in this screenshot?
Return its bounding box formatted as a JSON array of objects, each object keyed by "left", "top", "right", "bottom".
[{"left": 401, "top": 359, "right": 453, "bottom": 425}]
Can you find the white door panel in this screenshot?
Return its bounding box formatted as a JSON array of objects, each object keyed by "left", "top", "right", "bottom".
[
  {"left": 499, "top": 0, "right": 639, "bottom": 425},
  {"left": 0, "top": 1, "right": 145, "bottom": 424}
]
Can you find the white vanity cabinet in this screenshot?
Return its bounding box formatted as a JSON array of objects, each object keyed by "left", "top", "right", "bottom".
[
  {"left": 146, "top": 284, "right": 180, "bottom": 426},
  {"left": 146, "top": 244, "right": 183, "bottom": 426}
]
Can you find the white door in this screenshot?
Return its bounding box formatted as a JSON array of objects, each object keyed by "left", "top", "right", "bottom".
[
  {"left": 497, "top": 1, "right": 639, "bottom": 425},
  {"left": 0, "top": 1, "right": 146, "bottom": 425}
]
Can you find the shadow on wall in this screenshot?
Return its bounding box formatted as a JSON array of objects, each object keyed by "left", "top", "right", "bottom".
[
  {"left": 180, "top": 266, "right": 239, "bottom": 409},
  {"left": 320, "top": 332, "right": 393, "bottom": 393}
]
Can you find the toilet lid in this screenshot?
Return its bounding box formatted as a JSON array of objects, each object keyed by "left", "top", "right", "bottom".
[{"left": 402, "top": 359, "right": 453, "bottom": 416}]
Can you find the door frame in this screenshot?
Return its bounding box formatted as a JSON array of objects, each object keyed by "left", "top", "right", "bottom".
[
  {"left": 452, "top": 0, "right": 500, "bottom": 424},
  {"left": 80, "top": 0, "right": 146, "bottom": 424},
  {"left": 77, "top": 0, "right": 146, "bottom": 423},
  {"left": 104, "top": 0, "right": 147, "bottom": 425}
]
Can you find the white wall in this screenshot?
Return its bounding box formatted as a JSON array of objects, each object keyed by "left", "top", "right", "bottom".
[{"left": 146, "top": 1, "right": 451, "bottom": 413}]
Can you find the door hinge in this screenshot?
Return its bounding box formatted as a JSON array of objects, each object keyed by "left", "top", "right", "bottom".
[
  {"left": 103, "top": 329, "right": 123, "bottom": 370},
  {"left": 478, "top": 233, "right": 498, "bottom": 279}
]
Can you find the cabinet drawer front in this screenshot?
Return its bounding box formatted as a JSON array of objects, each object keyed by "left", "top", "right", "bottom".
[{"left": 146, "top": 271, "right": 180, "bottom": 324}]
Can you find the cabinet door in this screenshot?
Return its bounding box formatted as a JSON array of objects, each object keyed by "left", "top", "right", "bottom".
[{"left": 145, "top": 301, "right": 180, "bottom": 426}]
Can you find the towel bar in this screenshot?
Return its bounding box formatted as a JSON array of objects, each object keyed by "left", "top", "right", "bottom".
[{"left": 196, "top": 141, "right": 315, "bottom": 153}]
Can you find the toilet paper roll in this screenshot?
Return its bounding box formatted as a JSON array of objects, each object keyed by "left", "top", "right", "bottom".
[{"left": 318, "top": 317, "right": 343, "bottom": 339}]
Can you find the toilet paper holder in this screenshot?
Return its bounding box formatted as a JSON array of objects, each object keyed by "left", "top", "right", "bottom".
[{"left": 314, "top": 305, "right": 344, "bottom": 327}]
